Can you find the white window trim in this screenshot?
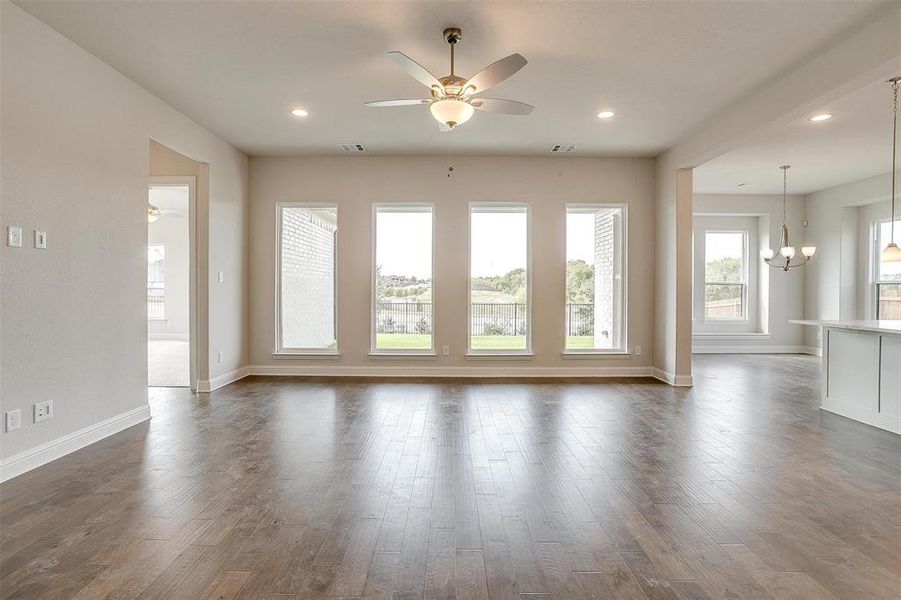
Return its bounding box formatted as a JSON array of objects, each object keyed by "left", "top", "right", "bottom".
[
  {"left": 274, "top": 202, "right": 340, "bottom": 356},
  {"left": 563, "top": 203, "right": 629, "bottom": 355},
  {"left": 370, "top": 203, "right": 437, "bottom": 356},
  {"left": 467, "top": 202, "right": 533, "bottom": 356},
  {"left": 872, "top": 217, "right": 901, "bottom": 319},
  {"left": 702, "top": 229, "right": 750, "bottom": 323}
]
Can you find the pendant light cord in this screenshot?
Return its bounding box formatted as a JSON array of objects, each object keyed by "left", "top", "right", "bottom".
[
  {"left": 891, "top": 78, "right": 898, "bottom": 244},
  {"left": 782, "top": 166, "right": 788, "bottom": 227}
]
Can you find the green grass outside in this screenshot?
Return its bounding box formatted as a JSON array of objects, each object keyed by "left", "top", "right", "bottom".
[
  {"left": 375, "top": 334, "right": 432, "bottom": 350},
  {"left": 375, "top": 334, "right": 595, "bottom": 351}
]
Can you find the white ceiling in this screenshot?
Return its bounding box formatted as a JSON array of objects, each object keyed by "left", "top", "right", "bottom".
[
  {"left": 16, "top": 0, "right": 888, "bottom": 157},
  {"left": 694, "top": 78, "right": 898, "bottom": 195}
]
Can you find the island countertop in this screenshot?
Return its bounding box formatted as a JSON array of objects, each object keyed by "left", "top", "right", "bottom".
[{"left": 790, "top": 319, "right": 901, "bottom": 336}]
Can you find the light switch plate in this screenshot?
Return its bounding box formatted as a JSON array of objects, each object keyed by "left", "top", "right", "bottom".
[
  {"left": 218, "top": 271, "right": 224, "bottom": 283},
  {"left": 34, "top": 230, "right": 47, "bottom": 249},
  {"left": 6, "top": 409, "right": 21, "bottom": 432},
  {"left": 7, "top": 226, "right": 22, "bottom": 247}
]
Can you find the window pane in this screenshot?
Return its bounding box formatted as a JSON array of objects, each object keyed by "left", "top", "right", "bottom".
[
  {"left": 470, "top": 206, "right": 528, "bottom": 351},
  {"left": 565, "top": 206, "right": 625, "bottom": 351},
  {"left": 704, "top": 232, "right": 745, "bottom": 320},
  {"left": 279, "top": 206, "right": 337, "bottom": 350},
  {"left": 877, "top": 283, "right": 901, "bottom": 319},
  {"left": 878, "top": 220, "right": 901, "bottom": 282},
  {"left": 374, "top": 207, "right": 433, "bottom": 351},
  {"left": 147, "top": 244, "right": 165, "bottom": 320}
]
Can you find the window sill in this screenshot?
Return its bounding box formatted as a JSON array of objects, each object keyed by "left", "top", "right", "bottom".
[
  {"left": 465, "top": 352, "right": 534, "bottom": 360},
  {"left": 561, "top": 351, "right": 631, "bottom": 359},
  {"left": 369, "top": 352, "right": 437, "bottom": 359},
  {"left": 272, "top": 351, "right": 341, "bottom": 359}
]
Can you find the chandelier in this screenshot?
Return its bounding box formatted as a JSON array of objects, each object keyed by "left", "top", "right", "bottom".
[{"left": 762, "top": 165, "right": 816, "bottom": 270}]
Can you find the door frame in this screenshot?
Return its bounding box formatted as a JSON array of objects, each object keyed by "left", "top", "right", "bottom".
[{"left": 148, "top": 176, "right": 199, "bottom": 391}]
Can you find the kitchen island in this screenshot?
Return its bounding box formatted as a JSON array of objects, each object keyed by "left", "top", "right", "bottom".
[{"left": 792, "top": 320, "right": 901, "bottom": 434}]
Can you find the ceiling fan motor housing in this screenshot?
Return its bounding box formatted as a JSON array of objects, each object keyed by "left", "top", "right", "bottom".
[{"left": 443, "top": 27, "right": 462, "bottom": 44}]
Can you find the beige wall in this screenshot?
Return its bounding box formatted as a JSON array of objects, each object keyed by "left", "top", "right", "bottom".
[
  {"left": 249, "top": 156, "right": 655, "bottom": 375},
  {"left": 1, "top": 3, "right": 249, "bottom": 466}
]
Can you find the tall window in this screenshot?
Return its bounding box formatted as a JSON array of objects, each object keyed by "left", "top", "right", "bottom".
[
  {"left": 147, "top": 244, "right": 165, "bottom": 320},
  {"left": 704, "top": 231, "right": 747, "bottom": 320},
  {"left": 277, "top": 204, "right": 337, "bottom": 353},
  {"left": 876, "top": 219, "right": 901, "bottom": 319},
  {"left": 373, "top": 205, "right": 434, "bottom": 353},
  {"left": 565, "top": 205, "right": 626, "bottom": 352},
  {"left": 469, "top": 204, "right": 530, "bottom": 353}
]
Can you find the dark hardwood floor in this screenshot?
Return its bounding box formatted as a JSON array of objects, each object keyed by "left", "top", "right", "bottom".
[{"left": 2, "top": 354, "right": 900, "bottom": 599}]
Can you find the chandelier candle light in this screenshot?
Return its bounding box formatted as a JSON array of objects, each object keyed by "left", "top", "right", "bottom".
[
  {"left": 883, "top": 76, "right": 901, "bottom": 262},
  {"left": 762, "top": 165, "right": 816, "bottom": 271}
]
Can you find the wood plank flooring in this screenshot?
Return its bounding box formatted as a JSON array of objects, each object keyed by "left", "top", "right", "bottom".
[{"left": 2, "top": 354, "right": 900, "bottom": 599}]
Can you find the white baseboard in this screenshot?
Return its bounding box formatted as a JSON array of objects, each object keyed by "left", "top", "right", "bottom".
[
  {"left": 196, "top": 363, "right": 701, "bottom": 392},
  {"left": 0, "top": 404, "right": 151, "bottom": 483},
  {"left": 651, "top": 368, "right": 693, "bottom": 387},
  {"left": 693, "top": 345, "right": 821, "bottom": 355},
  {"left": 197, "top": 366, "right": 251, "bottom": 392},
  {"left": 246, "top": 364, "right": 659, "bottom": 380},
  {"left": 148, "top": 333, "right": 189, "bottom": 342}
]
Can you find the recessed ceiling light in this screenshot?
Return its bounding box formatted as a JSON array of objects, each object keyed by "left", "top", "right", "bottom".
[
  {"left": 808, "top": 113, "right": 832, "bottom": 122},
  {"left": 290, "top": 108, "right": 309, "bottom": 117},
  {"left": 597, "top": 111, "right": 615, "bottom": 119}
]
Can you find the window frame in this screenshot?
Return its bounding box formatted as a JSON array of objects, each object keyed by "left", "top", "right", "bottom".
[
  {"left": 370, "top": 203, "right": 437, "bottom": 356},
  {"left": 274, "top": 202, "right": 339, "bottom": 356},
  {"left": 563, "top": 203, "right": 629, "bottom": 355},
  {"left": 872, "top": 217, "right": 901, "bottom": 319},
  {"left": 467, "top": 202, "right": 533, "bottom": 356},
  {"left": 702, "top": 229, "right": 750, "bottom": 323}
]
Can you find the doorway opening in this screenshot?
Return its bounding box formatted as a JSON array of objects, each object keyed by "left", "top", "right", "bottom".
[{"left": 148, "top": 177, "right": 195, "bottom": 387}]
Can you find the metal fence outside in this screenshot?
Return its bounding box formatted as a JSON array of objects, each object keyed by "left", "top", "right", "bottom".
[
  {"left": 148, "top": 288, "right": 165, "bottom": 320},
  {"left": 374, "top": 302, "right": 596, "bottom": 336}
]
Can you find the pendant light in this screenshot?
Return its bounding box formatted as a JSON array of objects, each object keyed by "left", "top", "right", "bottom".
[
  {"left": 883, "top": 76, "right": 901, "bottom": 262},
  {"left": 762, "top": 165, "right": 815, "bottom": 271}
]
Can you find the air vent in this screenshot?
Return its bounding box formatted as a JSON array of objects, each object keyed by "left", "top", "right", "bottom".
[
  {"left": 549, "top": 144, "right": 577, "bottom": 153},
  {"left": 339, "top": 143, "right": 366, "bottom": 153}
]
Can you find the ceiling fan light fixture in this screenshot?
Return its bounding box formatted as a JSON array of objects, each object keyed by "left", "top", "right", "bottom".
[{"left": 430, "top": 98, "right": 474, "bottom": 128}]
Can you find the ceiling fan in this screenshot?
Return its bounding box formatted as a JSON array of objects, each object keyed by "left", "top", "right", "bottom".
[{"left": 366, "top": 27, "right": 533, "bottom": 131}]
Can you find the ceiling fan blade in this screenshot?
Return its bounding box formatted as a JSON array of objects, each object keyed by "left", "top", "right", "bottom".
[
  {"left": 463, "top": 53, "right": 527, "bottom": 95},
  {"left": 385, "top": 51, "right": 444, "bottom": 92},
  {"left": 365, "top": 99, "right": 432, "bottom": 107},
  {"left": 469, "top": 98, "right": 534, "bottom": 115}
]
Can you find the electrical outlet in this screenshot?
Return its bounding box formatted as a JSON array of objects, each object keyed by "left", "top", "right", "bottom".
[
  {"left": 34, "top": 401, "right": 53, "bottom": 423},
  {"left": 218, "top": 271, "right": 224, "bottom": 283},
  {"left": 34, "top": 230, "right": 47, "bottom": 249},
  {"left": 6, "top": 409, "right": 21, "bottom": 432},
  {"left": 217, "top": 351, "right": 223, "bottom": 364},
  {"left": 442, "top": 345, "right": 450, "bottom": 356},
  {"left": 7, "top": 226, "right": 22, "bottom": 247},
  {"left": 634, "top": 345, "right": 642, "bottom": 356}
]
